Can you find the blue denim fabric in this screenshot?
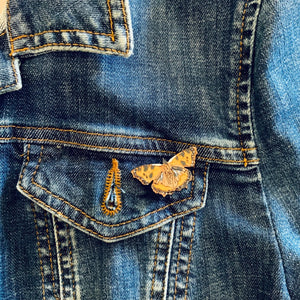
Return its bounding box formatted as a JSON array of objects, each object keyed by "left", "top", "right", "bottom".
[{"left": 0, "top": 0, "right": 299, "bottom": 299}]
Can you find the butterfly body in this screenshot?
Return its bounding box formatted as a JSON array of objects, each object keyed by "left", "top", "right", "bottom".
[{"left": 131, "top": 147, "right": 197, "bottom": 197}]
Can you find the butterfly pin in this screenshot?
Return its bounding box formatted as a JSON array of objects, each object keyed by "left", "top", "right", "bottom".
[{"left": 131, "top": 147, "right": 197, "bottom": 197}]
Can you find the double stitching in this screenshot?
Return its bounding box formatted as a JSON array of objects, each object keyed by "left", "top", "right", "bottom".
[
  {"left": 30, "top": 145, "right": 196, "bottom": 228},
  {"left": 7, "top": 0, "right": 130, "bottom": 55},
  {"left": 43, "top": 211, "right": 60, "bottom": 300},
  {"left": 236, "top": 0, "right": 250, "bottom": 167},
  {"left": 53, "top": 217, "right": 66, "bottom": 299},
  {"left": 31, "top": 203, "right": 46, "bottom": 300},
  {"left": 0, "top": 135, "right": 260, "bottom": 164},
  {"left": 183, "top": 212, "right": 197, "bottom": 300},
  {"left": 66, "top": 224, "right": 77, "bottom": 300},
  {"left": 0, "top": 136, "right": 177, "bottom": 155},
  {"left": 173, "top": 217, "right": 185, "bottom": 299},
  {"left": 173, "top": 165, "right": 207, "bottom": 299},
  {"left": 18, "top": 145, "right": 208, "bottom": 241},
  {"left": 11, "top": 29, "right": 113, "bottom": 42},
  {"left": 0, "top": 125, "right": 257, "bottom": 151},
  {"left": 150, "top": 228, "right": 162, "bottom": 300}
]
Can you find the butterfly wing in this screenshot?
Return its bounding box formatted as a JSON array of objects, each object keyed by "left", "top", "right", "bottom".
[
  {"left": 168, "top": 146, "right": 198, "bottom": 168},
  {"left": 131, "top": 147, "right": 197, "bottom": 197},
  {"left": 151, "top": 147, "right": 197, "bottom": 196},
  {"left": 152, "top": 167, "right": 192, "bottom": 197},
  {"left": 131, "top": 164, "right": 162, "bottom": 185}
]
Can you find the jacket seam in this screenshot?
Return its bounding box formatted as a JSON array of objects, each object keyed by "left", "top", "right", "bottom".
[
  {"left": 31, "top": 203, "right": 47, "bottom": 300},
  {"left": 183, "top": 212, "right": 197, "bottom": 300},
  {"left": 150, "top": 228, "right": 162, "bottom": 300},
  {"left": 1, "top": 136, "right": 261, "bottom": 164},
  {"left": 0, "top": 125, "right": 257, "bottom": 151},
  {"left": 173, "top": 217, "right": 185, "bottom": 300},
  {"left": 236, "top": 0, "right": 250, "bottom": 167},
  {"left": 162, "top": 221, "right": 174, "bottom": 300}
]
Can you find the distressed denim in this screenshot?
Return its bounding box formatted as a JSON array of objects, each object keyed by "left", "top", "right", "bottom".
[{"left": 0, "top": 0, "right": 299, "bottom": 299}]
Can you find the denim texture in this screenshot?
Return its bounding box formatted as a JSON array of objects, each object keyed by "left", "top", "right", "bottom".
[{"left": 0, "top": 0, "right": 299, "bottom": 299}]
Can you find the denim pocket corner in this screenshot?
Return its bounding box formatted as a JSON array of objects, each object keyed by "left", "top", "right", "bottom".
[
  {"left": 16, "top": 143, "right": 209, "bottom": 243},
  {"left": 7, "top": 0, "right": 134, "bottom": 58}
]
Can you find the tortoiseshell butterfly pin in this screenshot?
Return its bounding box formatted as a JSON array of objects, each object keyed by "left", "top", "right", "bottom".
[{"left": 131, "top": 147, "right": 197, "bottom": 197}]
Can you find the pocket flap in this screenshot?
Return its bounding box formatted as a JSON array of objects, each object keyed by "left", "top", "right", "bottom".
[{"left": 17, "top": 144, "right": 209, "bottom": 242}]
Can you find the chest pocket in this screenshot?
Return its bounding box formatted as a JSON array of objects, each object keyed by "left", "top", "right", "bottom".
[
  {"left": 7, "top": 0, "right": 133, "bottom": 58},
  {"left": 17, "top": 144, "right": 209, "bottom": 243}
]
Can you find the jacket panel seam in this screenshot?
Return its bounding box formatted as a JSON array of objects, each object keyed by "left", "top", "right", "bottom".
[
  {"left": 150, "top": 228, "right": 162, "bottom": 300},
  {"left": 0, "top": 125, "right": 257, "bottom": 151},
  {"left": 235, "top": 0, "right": 262, "bottom": 167},
  {"left": 183, "top": 212, "right": 197, "bottom": 300},
  {"left": 1, "top": 136, "right": 261, "bottom": 164},
  {"left": 31, "top": 203, "right": 47, "bottom": 300},
  {"left": 236, "top": 0, "right": 249, "bottom": 167}
]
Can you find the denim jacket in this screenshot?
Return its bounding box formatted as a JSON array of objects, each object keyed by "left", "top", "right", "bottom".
[{"left": 0, "top": 0, "right": 299, "bottom": 299}]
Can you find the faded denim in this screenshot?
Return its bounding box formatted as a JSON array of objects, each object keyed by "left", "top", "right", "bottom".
[{"left": 0, "top": 0, "right": 299, "bottom": 299}]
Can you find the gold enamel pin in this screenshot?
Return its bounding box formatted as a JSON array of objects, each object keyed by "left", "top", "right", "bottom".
[{"left": 131, "top": 147, "right": 197, "bottom": 197}]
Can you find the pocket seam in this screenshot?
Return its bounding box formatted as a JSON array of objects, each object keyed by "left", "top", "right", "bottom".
[
  {"left": 18, "top": 144, "right": 209, "bottom": 240},
  {"left": 30, "top": 145, "right": 206, "bottom": 228}
]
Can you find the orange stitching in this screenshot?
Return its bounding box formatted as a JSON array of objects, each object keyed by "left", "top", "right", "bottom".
[
  {"left": 66, "top": 224, "right": 76, "bottom": 300},
  {"left": 236, "top": 1, "right": 249, "bottom": 167},
  {"left": 44, "top": 211, "right": 60, "bottom": 300},
  {"left": 31, "top": 203, "right": 46, "bottom": 300},
  {"left": 20, "top": 147, "right": 207, "bottom": 240},
  {"left": 32, "top": 145, "right": 44, "bottom": 182},
  {"left": 101, "top": 158, "right": 122, "bottom": 216},
  {"left": 162, "top": 223, "right": 173, "bottom": 297},
  {"left": 0, "top": 124, "right": 257, "bottom": 151},
  {"left": 107, "top": 0, "right": 115, "bottom": 42},
  {"left": 30, "top": 145, "right": 196, "bottom": 227},
  {"left": 9, "top": 0, "right": 129, "bottom": 56},
  {"left": 184, "top": 212, "right": 197, "bottom": 300},
  {"left": 150, "top": 228, "right": 161, "bottom": 300},
  {"left": 173, "top": 217, "right": 185, "bottom": 300},
  {"left": 11, "top": 29, "right": 113, "bottom": 42},
  {"left": 197, "top": 156, "right": 259, "bottom": 164},
  {"left": 10, "top": 0, "right": 119, "bottom": 43},
  {"left": 12, "top": 42, "right": 128, "bottom": 55},
  {"left": 19, "top": 186, "right": 204, "bottom": 241},
  {"left": 0, "top": 31, "right": 5, "bottom": 38},
  {"left": 0, "top": 136, "right": 176, "bottom": 155},
  {"left": 0, "top": 136, "right": 260, "bottom": 163},
  {"left": 54, "top": 218, "right": 66, "bottom": 299},
  {"left": 174, "top": 163, "right": 207, "bottom": 299},
  {"left": 120, "top": 0, "right": 130, "bottom": 53}
]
